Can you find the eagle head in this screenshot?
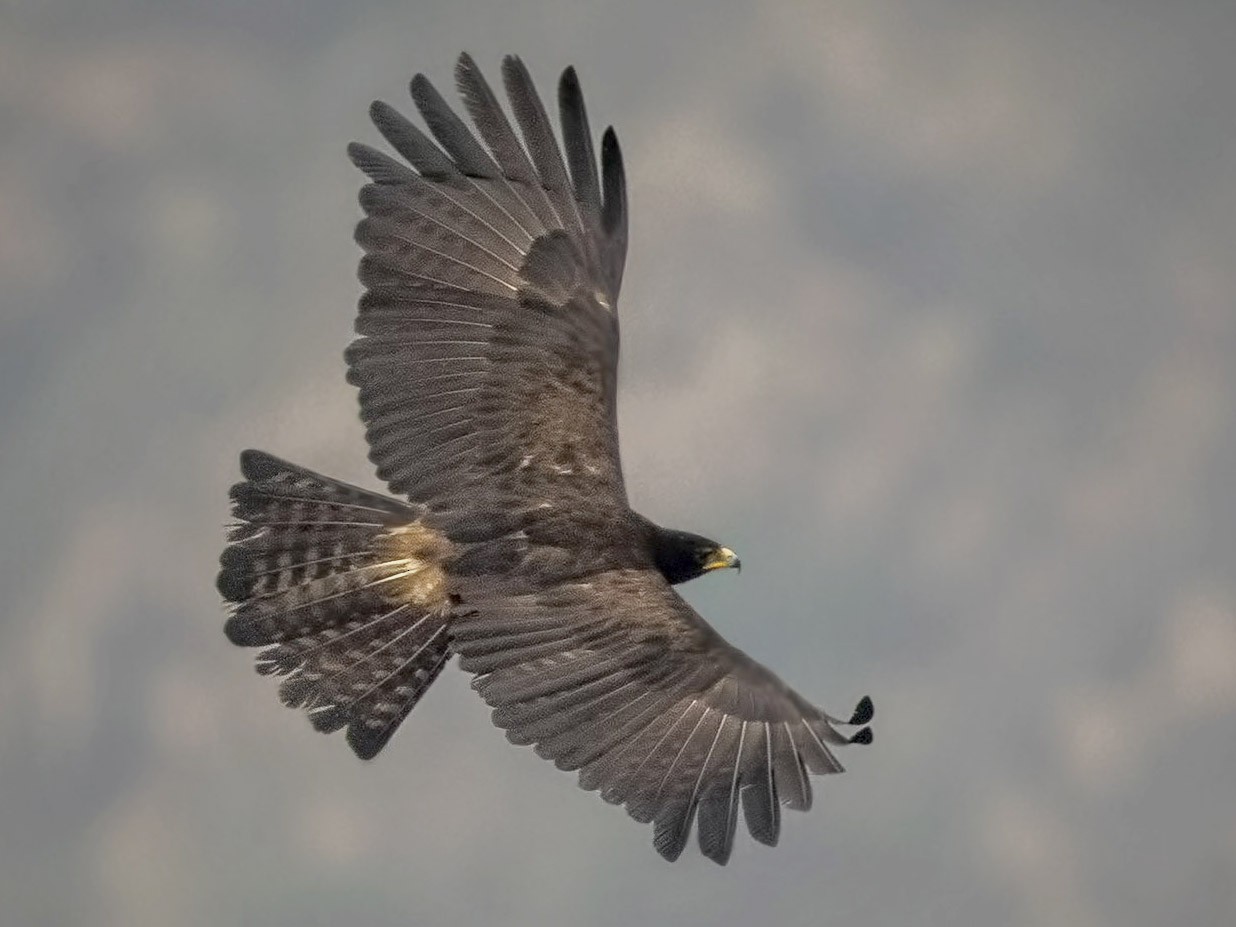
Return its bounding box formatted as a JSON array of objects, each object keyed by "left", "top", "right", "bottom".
[{"left": 651, "top": 528, "right": 741, "bottom": 585}]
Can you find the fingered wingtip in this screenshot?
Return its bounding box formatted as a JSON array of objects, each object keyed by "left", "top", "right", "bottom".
[
  {"left": 848, "top": 726, "right": 873, "bottom": 746},
  {"left": 368, "top": 98, "right": 391, "bottom": 121},
  {"left": 453, "top": 52, "right": 480, "bottom": 94},
  {"left": 848, "top": 695, "right": 874, "bottom": 726},
  {"left": 409, "top": 72, "right": 431, "bottom": 97},
  {"left": 560, "top": 65, "right": 585, "bottom": 105}
]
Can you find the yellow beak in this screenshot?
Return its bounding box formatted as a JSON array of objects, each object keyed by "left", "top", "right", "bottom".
[{"left": 702, "top": 547, "right": 741, "bottom": 573}]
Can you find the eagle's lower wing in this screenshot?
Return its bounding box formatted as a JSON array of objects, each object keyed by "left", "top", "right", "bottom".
[
  {"left": 452, "top": 569, "right": 874, "bottom": 864},
  {"left": 346, "top": 54, "right": 629, "bottom": 516}
]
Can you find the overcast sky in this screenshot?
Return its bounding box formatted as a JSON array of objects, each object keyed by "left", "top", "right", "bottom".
[{"left": 2, "top": 1, "right": 1234, "bottom": 925}]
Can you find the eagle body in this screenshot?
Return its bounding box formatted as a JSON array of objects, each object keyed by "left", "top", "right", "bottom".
[{"left": 220, "top": 53, "right": 872, "bottom": 864}]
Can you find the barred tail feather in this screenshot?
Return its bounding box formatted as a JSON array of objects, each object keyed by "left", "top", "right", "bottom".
[{"left": 220, "top": 450, "right": 454, "bottom": 759}]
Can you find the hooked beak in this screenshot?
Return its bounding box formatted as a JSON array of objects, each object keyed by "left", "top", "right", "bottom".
[{"left": 702, "top": 546, "right": 741, "bottom": 573}]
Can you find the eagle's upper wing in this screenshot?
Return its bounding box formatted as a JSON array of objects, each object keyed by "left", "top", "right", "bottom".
[
  {"left": 346, "top": 54, "right": 629, "bottom": 516},
  {"left": 452, "top": 569, "right": 874, "bottom": 864}
]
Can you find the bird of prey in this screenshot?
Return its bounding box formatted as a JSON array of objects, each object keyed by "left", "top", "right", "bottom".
[{"left": 219, "top": 53, "right": 872, "bottom": 864}]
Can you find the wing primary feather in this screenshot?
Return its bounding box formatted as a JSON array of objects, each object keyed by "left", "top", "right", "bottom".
[
  {"left": 557, "top": 66, "right": 601, "bottom": 222},
  {"left": 368, "top": 101, "right": 458, "bottom": 180},
  {"left": 671, "top": 711, "right": 729, "bottom": 859},
  {"left": 348, "top": 142, "right": 419, "bottom": 185},
  {"left": 649, "top": 708, "right": 724, "bottom": 860},
  {"left": 599, "top": 127, "right": 628, "bottom": 298},
  {"left": 724, "top": 720, "right": 747, "bottom": 859},
  {"left": 652, "top": 707, "right": 714, "bottom": 809},
  {"left": 848, "top": 726, "right": 873, "bottom": 745},
  {"left": 776, "top": 721, "right": 813, "bottom": 811},
  {"left": 739, "top": 721, "right": 781, "bottom": 846},
  {"left": 800, "top": 720, "right": 846, "bottom": 774},
  {"left": 409, "top": 73, "right": 545, "bottom": 243},
  {"left": 849, "top": 695, "right": 875, "bottom": 726},
  {"left": 582, "top": 684, "right": 686, "bottom": 770},
  {"left": 360, "top": 174, "right": 532, "bottom": 254},
  {"left": 603, "top": 698, "right": 700, "bottom": 802},
  {"left": 526, "top": 677, "right": 647, "bottom": 756},
  {"left": 454, "top": 53, "right": 559, "bottom": 233},
  {"left": 410, "top": 73, "right": 501, "bottom": 179},
  {"left": 540, "top": 659, "right": 686, "bottom": 757},
  {"left": 517, "top": 676, "right": 644, "bottom": 751},
  {"left": 697, "top": 718, "right": 745, "bottom": 864},
  {"left": 455, "top": 52, "right": 540, "bottom": 187},
  {"left": 500, "top": 55, "right": 586, "bottom": 243},
  {"left": 484, "top": 659, "right": 631, "bottom": 713}
]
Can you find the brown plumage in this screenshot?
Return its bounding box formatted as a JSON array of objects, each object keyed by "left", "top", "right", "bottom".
[{"left": 219, "top": 53, "right": 872, "bottom": 864}]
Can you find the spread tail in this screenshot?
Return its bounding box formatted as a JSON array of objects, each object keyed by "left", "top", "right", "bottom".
[{"left": 219, "top": 450, "right": 454, "bottom": 758}]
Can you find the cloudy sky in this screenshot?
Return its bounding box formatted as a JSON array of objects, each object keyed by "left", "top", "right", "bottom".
[{"left": 2, "top": 1, "right": 1234, "bottom": 925}]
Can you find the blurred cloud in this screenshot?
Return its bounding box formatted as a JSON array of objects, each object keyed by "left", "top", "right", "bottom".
[{"left": 1059, "top": 588, "right": 1236, "bottom": 791}]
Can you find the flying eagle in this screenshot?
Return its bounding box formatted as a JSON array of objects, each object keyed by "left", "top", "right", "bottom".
[{"left": 219, "top": 53, "right": 872, "bottom": 864}]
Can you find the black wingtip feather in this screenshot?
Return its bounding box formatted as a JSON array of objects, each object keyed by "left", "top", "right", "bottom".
[
  {"left": 849, "top": 695, "right": 874, "bottom": 726},
  {"left": 848, "top": 727, "right": 873, "bottom": 745},
  {"left": 600, "top": 127, "right": 625, "bottom": 230},
  {"left": 557, "top": 64, "right": 601, "bottom": 220},
  {"left": 599, "top": 126, "right": 628, "bottom": 298}
]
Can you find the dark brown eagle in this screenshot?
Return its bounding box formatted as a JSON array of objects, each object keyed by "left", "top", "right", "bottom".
[{"left": 219, "top": 53, "right": 872, "bottom": 864}]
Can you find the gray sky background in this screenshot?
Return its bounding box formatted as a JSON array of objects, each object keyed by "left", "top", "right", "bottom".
[{"left": 2, "top": 1, "right": 1234, "bottom": 925}]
